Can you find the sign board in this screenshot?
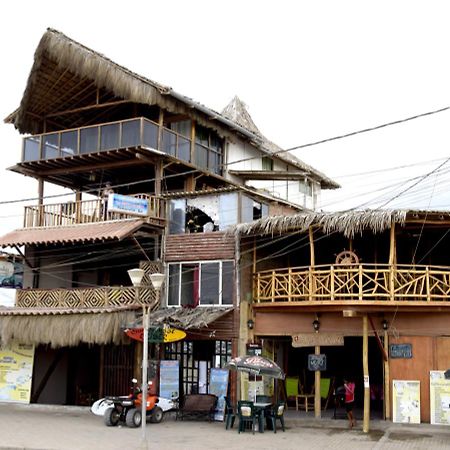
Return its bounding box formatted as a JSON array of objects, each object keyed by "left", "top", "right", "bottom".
[
  {"left": 430, "top": 370, "right": 450, "bottom": 425},
  {"left": 308, "top": 354, "right": 327, "bottom": 371},
  {"left": 108, "top": 193, "right": 149, "bottom": 217},
  {"left": 125, "top": 327, "right": 186, "bottom": 343},
  {"left": 159, "top": 360, "right": 180, "bottom": 400},
  {"left": 392, "top": 380, "right": 421, "bottom": 424},
  {"left": 0, "top": 260, "right": 23, "bottom": 289},
  {"left": 246, "top": 344, "right": 262, "bottom": 356},
  {"left": 390, "top": 344, "right": 412, "bottom": 359},
  {"left": 209, "top": 368, "right": 229, "bottom": 421},
  {"left": 0, "top": 342, "right": 35, "bottom": 403},
  {"left": 292, "top": 333, "right": 344, "bottom": 348}
]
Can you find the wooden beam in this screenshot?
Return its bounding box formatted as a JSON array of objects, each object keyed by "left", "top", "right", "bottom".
[
  {"left": 45, "top": 100, "right": 131, "bottom": 118},
  {"left": 314, "top": 345, "right": 321, "bottom": 418},
  {"left": 363, "top": 315, "right": 370, "bottom": 433},
  {"left": 384, "top": 329, "right": 391, "bottom": 420}
]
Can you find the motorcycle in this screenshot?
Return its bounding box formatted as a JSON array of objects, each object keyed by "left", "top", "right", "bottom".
[{"left": 100, "top": 378, "right": 168, "bottom": 427}]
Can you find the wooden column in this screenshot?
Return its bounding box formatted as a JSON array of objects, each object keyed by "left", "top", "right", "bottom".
[
  {"left": 309, "top": 226, "right": 315, "bottom": 265},
  {"left": 384, "top": 329, "right": 390, "bottom": 420},
  {"left": 155, "top": 160, "right": 163, "bottom": 196},
  {"left": 389, "top": 221, "right": 396, "bottom": 301},
  {"left": 314, "top": 345, "right": 321, "bottom": 418},
  {"left": 309, "top": 226, "right": 316, "bottom": 301},
  {"left": 37, "top": 178, "right": 44, "bottom": 226},
  {"left": 363, "top": 314, "right": 370, "bottom": 432}
]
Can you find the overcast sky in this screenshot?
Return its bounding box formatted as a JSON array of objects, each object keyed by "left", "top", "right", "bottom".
[{"left": 1, "top": 1, "right": 450, "bottom": 303}]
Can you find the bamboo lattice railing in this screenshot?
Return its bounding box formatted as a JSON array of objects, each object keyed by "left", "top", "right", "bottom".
[{"left": 254, "top": 264, "right": 450, "bottom": 303}]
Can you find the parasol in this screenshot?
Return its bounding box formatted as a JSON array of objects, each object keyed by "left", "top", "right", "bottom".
[{"left": 226, "top": 355, "right": 285, "bottom": 380}]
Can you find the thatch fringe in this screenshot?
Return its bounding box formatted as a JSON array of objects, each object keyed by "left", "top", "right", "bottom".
[
  {"left": 0, "top": 311, "right": 135, "bottom": 348},
  {"left": 233, "top": 210, "right": 409, "bottom": 238},
  {"left": 150, "top": 307, "right": 233, "bottom": 329}
]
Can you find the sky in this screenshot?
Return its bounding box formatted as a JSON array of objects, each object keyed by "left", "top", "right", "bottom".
[{"left": 1, "top": 1, "right": 450, "bottom": 304}]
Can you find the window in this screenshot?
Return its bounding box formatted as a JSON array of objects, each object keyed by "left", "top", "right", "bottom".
[
  {"left": 195, "top": 125, "right": 224, "bottom": 174},
  {"left": 262, "top": 156, "right": 273, "bottom": 171},
  {"left": 167, "top": 260, "right": 234, "bottom": 306},
  {"left": 299, "top": 179, "right": 313, "bottom": 196}
]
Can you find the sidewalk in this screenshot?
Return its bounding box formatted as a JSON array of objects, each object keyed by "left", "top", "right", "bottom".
[{"left": 0, "top": 403, "right": 449, "bottom": 450}]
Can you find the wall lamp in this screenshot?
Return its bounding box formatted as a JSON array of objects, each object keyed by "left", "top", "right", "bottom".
[
  {"left": 382, "top": 319, "right": 389, "bottom": 331},
  {"left": 247, "top": 319, "right": 255, "bottom": 330},
  {"left": 312, "top": 319, "right": 320, "bottom": 333}
]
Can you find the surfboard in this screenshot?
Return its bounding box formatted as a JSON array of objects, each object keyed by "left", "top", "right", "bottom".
[{"left": 125, "top": 327, "right": 186, "bottom": 343}]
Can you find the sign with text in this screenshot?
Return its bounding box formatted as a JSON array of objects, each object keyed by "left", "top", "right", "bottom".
[
  {"left": 390, "top": 344, "right": 412, "bottom": 359},
  {"left": 292, "top": 333, "right": 344, "bottom": 348},
  {"left": 108, "top": 193, "right": 149, "bottom": 216},
  {"left": 308, "top": 354, "right": 327, "bottom": 371},
  {"left": 430, "top": 371, "right": 450, "bottom": 425},
  {"left": 392, "top": 380, "right": 421, "bottom": 424},
  {"left": 0, "top": 342, "right": 35, "bottom": 403},
  {"left": 209, "top": 368, "right": 229, "bottom": 421},
  {"left": 246, "top": 344, "right": 262, "bottom": 356},
  {"left": 159, "top": 360, "right": 179, "bottom": 400}
]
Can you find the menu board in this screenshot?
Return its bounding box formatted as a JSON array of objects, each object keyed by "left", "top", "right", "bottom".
[
  {"left": 392, "top": 380, "right": 421, "bottom": 424},
  {"left": 430, "top": 371, "right": 450, "bottom": 425},
  {"left": 209, "top": 368, "right": 229, "bottom": 421},
  {"left": 159, "top": 360, "right": 179, "bottom": 400},
  {"left": 0, "top": 342, "right": 34, "bottom": 403}
]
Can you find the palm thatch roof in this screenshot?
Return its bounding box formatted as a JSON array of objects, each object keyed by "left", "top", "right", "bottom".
[
  {"left": 233, "top": 209, "right": 411, "bottom": 238},
  {"left": 0, "top": 308, "right": 137, "bottom": 348},
  {"left": 6, "top": 29, "right": 337, "bottom": 189}
]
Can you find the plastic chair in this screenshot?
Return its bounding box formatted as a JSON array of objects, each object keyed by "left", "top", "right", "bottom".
[
  {"left": 224, "top": 396, "right": 236, "bottom": 430},
  {"left": 267, "top": 401, "right": 286, "bottom": 433},
  {"left": 237, "top": 400, "right": 256, "bottom": 434}
]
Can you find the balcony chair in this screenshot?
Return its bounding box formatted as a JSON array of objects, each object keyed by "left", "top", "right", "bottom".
[{"left": 237, "top": 400, "right": 256, "bottom": 434}]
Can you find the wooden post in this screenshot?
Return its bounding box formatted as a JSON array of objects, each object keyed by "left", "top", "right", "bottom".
[
  {"left": 155, "top": 160, "right": 163, "bottom": 197},
  {"left": 309, "top": 226, "right": 316, "bottom": 301},
  {"left": 309, "top": 226, "right": 315, "bottom": 266},
  {"left": 38, "top": 179, "right": 44, "bottom": 226},
  {"left": 314, "top": 345, "right": 321, "bottom": 418},
  {"left": 389, "top": 221, "right": 396, "bottom": 301},
  {"left": 363, "top": 314, "right": 370, "bottom": 433},
  {"left": 384, "top": 329, "right": 390, "bottom": 420}
]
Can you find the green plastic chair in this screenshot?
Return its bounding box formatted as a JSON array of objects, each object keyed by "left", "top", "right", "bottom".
[
  {"left": 267, "top": 401, "right": 286, "bottom": 433},
  {"left": 224, "top": 396, "right": 236, "bottom": 430},
  {"left": 237, "top": 400, "right": 256, "bottom": 434}
]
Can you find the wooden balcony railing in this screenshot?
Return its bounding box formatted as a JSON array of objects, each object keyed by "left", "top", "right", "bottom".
[
  {"left": 16, "top": 286, "right": 157, "bottom": 309},
  {"left": 23, "top": 194, "right": 166, "bottom": 228},
  {"left": 254, "top": 264, "right": 450, "bottom": 304}
]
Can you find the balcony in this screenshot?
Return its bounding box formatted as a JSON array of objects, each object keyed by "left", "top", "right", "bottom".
[
  {"left": 22, "top": 117, "right": 222, "bottom": 175},
  {"left": 254, "top": 264, "right": 450, "bottom": 306},
  {"left": 23, "top": 195, "right": 166, "bottom": 228},
  {"left": 16, "top": 285, "right": 157, "bottom": 309}
]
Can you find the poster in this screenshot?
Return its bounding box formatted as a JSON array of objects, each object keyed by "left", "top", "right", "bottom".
[
  {"left": 392, "top": 380, "right": 421, "bottom": 424},
  {"left": 209, "top": 368, "right": 229, "bottom": 421},
  {"left": 159, "top": 360, "right": 179, "bottom": 400},
  {"left": 430, "top": 370, "right": 450, "bottom": 425},
  {"left": 0, "top": 342, "right": 34, "bottom": 403}
]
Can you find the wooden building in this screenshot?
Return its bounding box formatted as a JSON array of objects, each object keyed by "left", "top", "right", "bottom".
[
  {"left": 235, "top": 209, "right": 450, "bottom": 427},
  {"left": 0, "top": 29, "right": 336, "bottom": 405}
]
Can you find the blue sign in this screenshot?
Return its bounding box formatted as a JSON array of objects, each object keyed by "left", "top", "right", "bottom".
[
  {"left": 209, "top": 368, "right": 229, "bottom": 421},
  {"left": 159, "top": 360, "right": 180, "bottom": 400},
  {"left": 108, "top": 193, "right": 149, "bottom": 216}
]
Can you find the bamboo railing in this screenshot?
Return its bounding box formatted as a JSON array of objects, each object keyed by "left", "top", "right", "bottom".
[
  {"left": 16, "top": 286, "right": 157, "bottom": 309},
  {"left": 254, "top": 264, "right": 450, "bottom": 303},
  {"left": 23, "top": 195, "right": 166, "bottom": 228}
]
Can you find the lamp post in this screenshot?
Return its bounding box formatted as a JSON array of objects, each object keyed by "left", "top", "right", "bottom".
[{"left": 128, "top": 268, "right": 165, "bottom": 447}]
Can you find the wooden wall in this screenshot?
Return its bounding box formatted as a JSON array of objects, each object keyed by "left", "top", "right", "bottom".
[{"left": 165, "top": 232, "right": 235, "bottom": 261}]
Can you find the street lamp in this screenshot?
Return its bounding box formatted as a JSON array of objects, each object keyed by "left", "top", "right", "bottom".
[{"left": 128, "top": 268, "right": 165, "bottom": 447}]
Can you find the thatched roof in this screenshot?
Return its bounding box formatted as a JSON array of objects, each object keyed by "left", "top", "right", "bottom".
[
  {"left": 221, "top": 97, "right": 339, "bottom": 190},
  {"left": 149, "top": 307, "right": 233, "bottom": 329},
  {"left": 0, "top": 308, "right": 137, "bottom": 348},
  {"left": 6, "top": 29, "right": 337, "bottom": 190},
  {"left": 232, "top": 209, "right": 411, "bottom": 238}
]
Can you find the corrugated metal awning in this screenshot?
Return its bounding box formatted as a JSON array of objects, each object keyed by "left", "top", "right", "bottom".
[{"left": 0, "top": 219, "right": 146, "bottom": 247}]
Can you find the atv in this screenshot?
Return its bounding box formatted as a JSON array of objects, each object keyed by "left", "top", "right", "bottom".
[{"left": 103, "top": 378, "right": 164, "bottom": 427}]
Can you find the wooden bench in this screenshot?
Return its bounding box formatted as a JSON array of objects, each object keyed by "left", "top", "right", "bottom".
[{"left": 177, "top": 394, "right": 217, "bottom": 421}]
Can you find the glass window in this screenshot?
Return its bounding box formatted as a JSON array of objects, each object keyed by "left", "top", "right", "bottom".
[
  {"left": 195, "top": 144, "right": 208, "bottom": 169},
  {"left": 169, "top": 199, "right": 186, "bottom": 234},
  {"left": 299, "top": 179, "right": 313, "bottom": 196},
  {"left": 240, "top": 195, "right": 254, "bottom": 223},
  {"left": 222, "top": 262, "right": 234, "bottom": 305},
  {"left": 100, "top": 123, "right": 119, "bottom": 150},
  {"left": 219, "top": 193, "right": 238, "bottom": 230},
  {"left": 171, "top": 120, "right": 191, "bottom": 138},
  {"left": 121, "top": 120, "right": 140, "bottom": 148},
  {"left": 262, "top": 157, "right": 273, "bottom": 171},
  {"left": 43, "top": 133, "right": 59, "bottom": 159},
  {"left": 200, "top": 262, "right": 220, "bottom": 305},
  {"left": 168, "top": 265, "right": 180, "bottom": 306},
  {"left": 80, "top": 127, "right": 99, "bottom": 154},
  {"left": 60, "top": 130, "right": 78, "bottom": 156},
  {"left": 143, "top": 120, "right": 158, "bottom": 150},
  {"left": 178, "top": 136, "right": 191, "bottom": 162},
  {"left": 24, "top": 136, "right": 41, "bottom": 161},
  {"left": 195, "top": 125, "right": 209, "bottom": 146},
  {"left": 181, "top": 263, "right": 198, "bottom": 307}
]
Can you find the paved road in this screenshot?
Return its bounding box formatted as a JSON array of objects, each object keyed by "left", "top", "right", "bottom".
[{"left": 0, "top": 404, "right": 449, "bottom": 450}]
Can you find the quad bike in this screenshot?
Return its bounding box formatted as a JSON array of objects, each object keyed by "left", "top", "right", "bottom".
[{"left": 103, "top": 378, "right": 164, "bottom": 427}]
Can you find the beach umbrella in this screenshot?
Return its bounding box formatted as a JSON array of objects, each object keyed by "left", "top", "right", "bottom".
[{"left": 226, "top": 355, "right": 285, "bottom": 380}]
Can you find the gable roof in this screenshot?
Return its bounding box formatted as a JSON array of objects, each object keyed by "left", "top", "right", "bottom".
[{"left": 5, "top": 28, "right": 338, "bottom": 190}]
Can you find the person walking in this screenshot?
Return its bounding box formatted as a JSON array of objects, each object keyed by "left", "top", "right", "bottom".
[
  {"left": 101, "top": 182, "right": 114, "bottom": 220},
  {"left": 344, "top": 378, "right": 356, "bottom": 429}
]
